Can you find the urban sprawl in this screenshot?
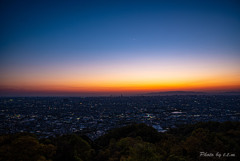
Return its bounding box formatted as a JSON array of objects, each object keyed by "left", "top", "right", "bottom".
[{"left": 1, "top": 95, "right": 240, "bottom": 139}]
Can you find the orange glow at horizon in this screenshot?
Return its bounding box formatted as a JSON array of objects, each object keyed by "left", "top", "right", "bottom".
[
  {"left": 1, "top": 75, "right": 240, "bottom": 93},
  {"left": 1, "top": 52, "right": 240, "bottom": 94}
]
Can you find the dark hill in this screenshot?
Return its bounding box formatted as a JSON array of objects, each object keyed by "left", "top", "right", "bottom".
[
  {"left": 95, "top": 123, "right": 162, "bottom": 147},
  {"left": 0, "top": 122, "right": 239, "bottom": 161},
  {"left": 145, "top": 91, "right": 207, "bottom": 96}
]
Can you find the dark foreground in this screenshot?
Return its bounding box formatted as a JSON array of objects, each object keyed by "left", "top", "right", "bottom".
[{"left": 0, "top": 121, "right": 239, "bottom": 161}]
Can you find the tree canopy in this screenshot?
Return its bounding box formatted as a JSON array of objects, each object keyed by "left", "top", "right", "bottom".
[{"left": 0, "top": 122, "right": 239, "bottom": 161}]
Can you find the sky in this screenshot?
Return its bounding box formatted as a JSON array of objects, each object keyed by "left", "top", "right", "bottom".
[{"left": 0, "top": 0, "right": 240, "bottom": 96}]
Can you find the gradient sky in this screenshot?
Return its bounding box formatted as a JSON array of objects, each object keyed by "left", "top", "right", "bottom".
[{"left": 0, "top": 0, "right": 240, "bottom": 96}]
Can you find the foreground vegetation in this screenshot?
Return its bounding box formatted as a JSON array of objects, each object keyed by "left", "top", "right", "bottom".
[{"left": 0, "top": 122, "right": 239, "bottom": 161}]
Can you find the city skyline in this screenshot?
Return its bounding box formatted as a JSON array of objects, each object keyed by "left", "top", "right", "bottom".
[{"left": 1, "top": 0, "right": 240, "bottom": 96}]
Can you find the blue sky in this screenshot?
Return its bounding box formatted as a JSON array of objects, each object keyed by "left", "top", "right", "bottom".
[{"left": 1, "top": 0, "right": 239, "bottom": 55}]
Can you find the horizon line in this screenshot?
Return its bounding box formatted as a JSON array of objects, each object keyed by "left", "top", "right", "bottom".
[{"left": 1, "top": 90, "right": 240, "bottom": 97}]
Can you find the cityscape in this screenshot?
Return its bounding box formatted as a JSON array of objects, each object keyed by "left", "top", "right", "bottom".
[{"left": 1, "top": 95, "right": 239, "bottom": 139}]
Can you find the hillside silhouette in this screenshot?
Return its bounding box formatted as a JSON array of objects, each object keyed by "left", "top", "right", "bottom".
[{"left": 0, "top": 122, "right": 239, "bottom": 161}]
